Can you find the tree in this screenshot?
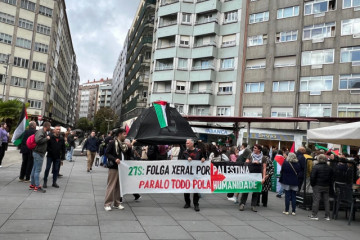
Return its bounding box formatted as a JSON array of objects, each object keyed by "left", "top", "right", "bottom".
[
  {"left": 94, "top": 107, "right": 118, "bottom": 134},
  {"left": 0, "top": 99, "right": 26, "bottom": 132},
  {"left": 75, "top": 117, "right": 94, "bottom": 132}
]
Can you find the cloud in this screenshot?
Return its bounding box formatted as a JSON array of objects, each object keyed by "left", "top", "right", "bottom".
[{"left": 66, "top": 0, "right": 140, "bottom": 82}]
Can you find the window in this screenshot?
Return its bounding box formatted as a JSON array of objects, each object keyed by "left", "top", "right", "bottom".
[
  {"left": 190, "top": 105, "right": 208, "bottom": 116},
  {"left": 0, "top": 74, "right": 4, "bottom": 84},
  {"left": 177, "top": 58, "right": 188, "bottom": 70},
  {"left": 343, "top": 0, "right": 360, "bottom": 8},
  {"left": 13, "top": 57, "right": 29, "bottom": 68},
  {"left": 300, "top": 76, "right": 333, "bottom": 92},
  {"left": 303, "top": 22, "right": 336, "bottom": 40},
  {"left": 182, "top": 13, "right": 191, "bottom": 24},
  {"left": 1, "top": 0, "right": 17, "bottom": 5},
  {"left": 190, "top": 82, "right": 212, "bottom": 93},
  {"left": 341, "top": 46, "right": 360, "bottom": 63},
  {"left": 246, "top": 59, "right": 266, "bottom": 69},
  {"left": 34, "top": 42, "right": 49, "bottom": 53},
  {"left": 249, "top": 11, "right": 269, "bottom": 24},
  {"left": 37, "top": 24, "right": 51, "bottom": 35},
  {"left": 10, "top": 76, "right": 27, "bottom": 87},
  {"left": 221, "top": 58, "right": 234, "bottom": 69},
  {"left": 194, "top": 35, "right": 215, "bottom": 47},
  {"left": 179, "top": 35, "right": 190, "bottom": 46},
  {"left": 245, "top": 82, "right": 264, "bottom": 93},
  {"left": 248, "top": 34, "right": 267, "bottom": 46},
  {"left": 30, "top": 80, "right": 44, "bottom": 90},
  {"left": 193, "top": 59, "right": 214, "bottom": 70},
  {"left": 299, "top": 104, "right": 332, "bottom": 117},
  {"left": 196, "top": 12, "right": 217, "bottom": 25},
  {"left": 20, "top": 0, "right": 36, "bottom": 12},
  {"left": 243, "top": 107, "right": 262, "bottom": 117},
  {"left": 157, "top": 37, "right": 175, "bottom": 48},
  {"left": 176, "top": 81, "right": 186, "bottom": 92},
  {"left": 29, "top": 100, "right": 42, "bottom": 109},
  {"left": 271, "top": 107, "right": 293, "bottom": 117},
  {"left": 224, "top": 11, "right": 238, "bottom": 23},
  {"left": 153, "top": 81, "right": 171, "bottom": 93},
  {"left": 339, "top": 74, "right": 360, "bottom": 90},
  {"left": 175, "top": 104, "right": 185, "bottom": 114},
  {"left": 18, "top": 18, "right": 33, "bottom": 30},
  {"left": 0, "top": 32, "right": 12, "bottom": 44},
  {"left": 32, "top": 61, "right": 46, "bottom": 72},
  {"left": 0, "top": 12, "right": 15, "bottom": 25},
  {"left": 338, "top": 104, "right": 360, "bottom": 117},
  {"left": 276, "top": 30, "right": 298, "bottom": 42},
  {"left": 274, "top": 56, "right": 296, "bottom": 67},
  {"left": 304, "top": 0, "right": 336, "bottom": 15},
  {"left": 222, "top": 34, "right": 236, "bottom": 47},
  {"left": 155, "top": 59, "right": 173, "bottom": 70},
  {"left": 277, "top": 6, "right": 299, "bottom": 19},
  {"left": 301, "top": 49, "right": 334, "bottom": 66},
  {"left": 218, "top": 82, "right": 233, "bottom": 94},
  {"left": 217, "top": 106, "right": 231, "bottom": 116},
  {"left": 16, "top": 37, "right": 31, "bottom": 49},
  {"left": 39, "top": 5, "right": 53, "bottom": 17},
  {"left": 0, "top": 53, "right": 8, "bottom": 63},
  {"left": 341, "top": 18, "right": 360, "bottom": 36},
  {"left": 272, "top": 81, "right": 295, "bottom": 92}
]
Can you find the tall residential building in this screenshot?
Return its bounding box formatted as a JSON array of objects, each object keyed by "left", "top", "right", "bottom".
[
  {"left": 240, "top": 0, "right": 360, "bottom": 148},
  {"left": 149, "top": 0, "right": 246, "bottom": 119},
  {"left": 0, "top": 0, "right": 79, "bottom": 126},
  {"left": 111, "top": 37, "right": 128, "bottom": 126},
  {"left": 76, "top": 78, "right": 111, "bottom": 122},
  {"left": 121, "top": 0, "right": 156, "bottom": 124}
]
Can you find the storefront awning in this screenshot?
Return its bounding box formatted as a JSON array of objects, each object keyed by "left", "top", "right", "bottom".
[
  {"left": 243, "top": 132, "right": 294, "bottom": 141},
  {"left": 192, "top": 127, "right": 232, "bottom": 136}
]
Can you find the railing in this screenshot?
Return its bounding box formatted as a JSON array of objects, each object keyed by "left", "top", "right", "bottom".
[
  {"left": 161, "top": 0, "right": 179, "bottom": 6},
  {"left": 221, "top": 41, "right": 236, "bottom": 47},
  {"left": 195, "top": 17, "right": 218, "bottom": 25},
  {"left": 189, "top": 89, "right": 213, "bottom": 94},
  {"left": 122, "top": 77, "right": 140, "bottom": 101},
  {"left": 157, "top": 42, "right": 175, "bottom": 49},
  {"left": 191, "top": 65, "right": 215, "bottom": 70},
  {"left": 126, "top": 37, "right": 152, "bottom": 72},
  {"left": 159, "top": 20, "right": 177, "bottom": 27},
  {"left": 194, "top": 40, "right": 217, "bottom": 47},
  {"left": 155, "top": 65, "right": 173, "bottom": 71}
]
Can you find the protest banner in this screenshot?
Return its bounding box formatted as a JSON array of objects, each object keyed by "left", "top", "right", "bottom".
[{"left": 118, "top": 160, "right": 262, "bottom": 196}]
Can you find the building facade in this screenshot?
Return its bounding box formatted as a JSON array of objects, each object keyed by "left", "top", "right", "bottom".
[
  {"left": 0, "top": 0, "right": 79, "bottom": 126},
  {"left": 240, "top": 0, "right": 360, "bottom": 148},
  {"left": 97, "top": 79, "right": 112, "bottom": 110},
  {"left": 121, "top": 0, "right": 156, "bottom": 123},
  {"left": 149, "top": 0, "right": 246, "bottom": 118},
  {"left": 111, "top": 37, "right": 127, "bottom": 126}
]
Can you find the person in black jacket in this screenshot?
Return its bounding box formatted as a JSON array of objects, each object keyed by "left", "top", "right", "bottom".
[
  {"left": 104, "top": 128, "right": 139, "bottom": 211},
  {"left": 19, "top": 121, "right": 36, "bottom": 182},
  {"left": 66, "top": 131, "right": 77, "bottom": 162},
  {"left": 309, "top": 154, "right": 333, "bottom": 221},
  {"left": 296, "top": 147, "right": 306, "bottom": 192},
  {"left": 81, "top": 130, "right": 99, "bottom": 172},
  {"left": 43, "top": 125, "right": 65, "bottom": 188}
]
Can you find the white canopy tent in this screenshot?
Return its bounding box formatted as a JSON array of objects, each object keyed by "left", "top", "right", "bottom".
[
  {"left": 307, "top": 121, "right": 360, "bottom": 147},
  {"left": 36, "top": 126, "right": 67, "bottom": 133}
]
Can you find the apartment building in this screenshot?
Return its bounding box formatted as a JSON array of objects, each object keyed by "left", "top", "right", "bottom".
[
  {"left": 240, "top": 0, "right": 360, "bottom": 148},
  {"left": 76, "top": 78, "right": 111, "bottom": 122},
  {"left": 121, "top": 0, "right": 156, "bottom": 123},
  {"left": 0, "top": 0, "right": 79, "bottom": 126},
  {"left": 111, "top": 37, "right": 127, "bottom": 127},
  {"left": 150, "top": 0, "right": 246, "bottom": 116}
]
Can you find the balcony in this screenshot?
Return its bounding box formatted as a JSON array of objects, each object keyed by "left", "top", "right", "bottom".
[
  {"left": 192, "top": 45, "right": 217, "bottom": 58},
  {"left": 155, "top": 65, "right": 174, "bottom": 71},
  {"left": 159, "top": 20, "right": 178, "bottom": 28},
  {"left": 126, "top": 37, "right": 153, "bottom": 72},
  {"left": 194, "top": 22, "right": 219, "bottom": 36},
  {"left": 191, "top": 65, "right": 215, "bottom": 71},
  {"left": 195, "top": 0, "right": 221, "bottom": 13},
  {"left": 188, "top": 92, "right": 213, "bottom": 105},
  {"left": 127, "top": 22, "right": 153, "bottom": 61},
  {"left": 122, "top": 77, "right": 140, "bottom": 101},
  {"left": 125, "top": 60, "right": 142, "bottom": 87},
  {"left": 122, "top": 95, "right": 140, "bottom": 114},
  {"left": 128, "top": 0, "right": 155, "bottom": 41},
  {"left": 195, "top": 17, "right": 218, "bottom": 25}
]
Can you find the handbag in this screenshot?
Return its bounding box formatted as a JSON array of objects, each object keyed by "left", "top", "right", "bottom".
[{"left": 289, "top": 162, "right": 298, "bottom": 176}]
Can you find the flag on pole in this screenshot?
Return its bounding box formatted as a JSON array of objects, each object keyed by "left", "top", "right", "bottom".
[
  {"left": 11, "top": 104, "right": 29, "bottom": 146},
  {"left": 125, "top": 124, "right": 130, "bottom": 135},
  {"left": 153, "top": 101, "right": 168, "bottom": 128}
]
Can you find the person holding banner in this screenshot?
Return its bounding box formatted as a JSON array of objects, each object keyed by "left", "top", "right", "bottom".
[
  {"left": 104, "top": 128, "right": 140, "bottom": 211},
  {"left": 239, "top": 144, "right": 267, "bottom": 212},
  {"left": 181, "top": 139, "right": 206, "bottom": 212}
]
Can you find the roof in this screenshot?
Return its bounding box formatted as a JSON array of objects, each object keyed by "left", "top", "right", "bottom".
[{"left": 184, "top": 116, "right": 360, "bottom": 123}]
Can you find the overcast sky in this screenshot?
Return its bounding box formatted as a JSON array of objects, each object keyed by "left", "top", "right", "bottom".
[{"left": 66, "top": 0, "right": 140, "bottom": 83}]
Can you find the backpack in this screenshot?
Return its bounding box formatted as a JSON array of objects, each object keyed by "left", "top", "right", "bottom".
[{"left": 26, "top": 134, "right": 37, "bottom": 150}]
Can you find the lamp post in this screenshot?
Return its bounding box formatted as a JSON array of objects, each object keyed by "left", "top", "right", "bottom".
[
  {"left": 105, "top": 118, "right": 113, "bottom": 133},
  {"left": 1, "top": 54, "right": 10, "bottom": 100}
]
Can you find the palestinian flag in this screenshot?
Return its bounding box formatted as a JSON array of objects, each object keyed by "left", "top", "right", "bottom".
[
  {"left": 11, "top": 104, "right": 29, "bottom": 146},
  {"left": 153, "top": 101, "right": 168, "bottom": 128}
]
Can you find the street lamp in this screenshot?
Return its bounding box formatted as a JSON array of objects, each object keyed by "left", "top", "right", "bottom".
[
  {"left": 1, "top": 54, "right": 10, "bottom": 100},
  {"left": 105, "top": 118, "right": 113, "bottom": 133}
]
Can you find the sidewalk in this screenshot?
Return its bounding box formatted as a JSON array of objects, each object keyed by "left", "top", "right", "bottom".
[{"left": 0, "top": 153, "right": 359, "bottom": 240}]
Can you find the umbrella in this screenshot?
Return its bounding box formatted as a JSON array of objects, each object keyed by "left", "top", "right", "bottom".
[
  {"left": 307, "top": 121, "right": 360, "bottom": 147},
  {"left": 127, "top": 103, "right": 197, "bottom": 145}
]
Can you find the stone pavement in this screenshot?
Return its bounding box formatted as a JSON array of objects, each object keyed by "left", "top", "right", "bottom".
[{"left": 0, "top": 151, "right": 359, "bottom": 240}]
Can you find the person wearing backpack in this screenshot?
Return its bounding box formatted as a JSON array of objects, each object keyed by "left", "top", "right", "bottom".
[
  {"left": 19, "top": 121, "right": 36, "bottom": 182},
  {"left": 29, "top": 121, "right": 51, "bottom": 193},
  {"left": 81, "top": 130, "right": 99, "bottom": 172}
]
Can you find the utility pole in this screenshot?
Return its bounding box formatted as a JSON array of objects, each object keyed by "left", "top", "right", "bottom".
[
  {"left": 2, "top": 54, "right": 10, "bottom": 100},
  {"left": 105, "top": 118, "right": 113, "bottom": 133}
]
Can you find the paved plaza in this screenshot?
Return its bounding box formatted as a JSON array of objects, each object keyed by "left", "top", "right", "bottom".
[{"left": 0, "top": 147, "right": 359, "bottom": 240}]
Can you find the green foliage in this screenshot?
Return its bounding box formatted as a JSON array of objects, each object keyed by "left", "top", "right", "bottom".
[
  {"left": 75, "top": 117, "right": 94, "bottom": 132},
  {"left": 0, "top": 99, "right": 24, "bottom": 121},
  {"left": 94, "top": 107, "right": 118, "bottom": 134}
]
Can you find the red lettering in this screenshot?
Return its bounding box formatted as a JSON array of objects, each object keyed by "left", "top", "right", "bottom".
[{"left": 139, "top": 181, "right": 145, "bottom": 188}]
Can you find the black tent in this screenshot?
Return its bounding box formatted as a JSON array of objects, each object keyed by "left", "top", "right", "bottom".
[{"left": 127, "top": 103, "right": 197, "bottom": 145}]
